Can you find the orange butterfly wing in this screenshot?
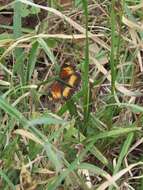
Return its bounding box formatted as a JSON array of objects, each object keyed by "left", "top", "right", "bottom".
[
  {"left": 50, "top": 82, "right": 63, "bottom": 101},
  {"left": 60, "top": 65, "right": 74, "bottom": 79},
  {"left": 62, "top": 73, "right": 80, "bottom": 99},
  {"left": 50, "top": 64, "right": 80, "bottom": 101}
]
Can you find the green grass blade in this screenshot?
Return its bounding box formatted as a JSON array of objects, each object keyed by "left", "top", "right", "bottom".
[
  {"left": 88, "top": 127, "right": 140, "bottom": 142},
  {"left": 37, "top": 38, "right": 57, "bottom": 66},
  {"left": 109, "top": 132, "right": 134, "bottom": 190},
  {"left": 90, "top": 146, "right": 108, "bottom": 166},
  {"left": 82, "top": 0, "right": 90, "bottom": 134},
  {"left": 110, "top": 0, "right": 116, "bottom": 94},
  {"left": 13, "top": 0, "right": 25, "bottom": 83},
  {"left": 13, "top": 1, "right": 22, "bottom": 39},
  {"left": 0, "top": 170, "right": 15, "bottom": 190},
  {"left": 113, "top": 133, "right": 134, "bottom": 174},
  {"left": 44, "top": 142, "right": 63, "bottom": 173},
  {"left": 0, "top": 96, "right": 27, "bottom": 125},
  {"left": 27, "top": 115, "right": 66, "bottom": 127},
  {"left": 26, "top": 41, "right": 39, "bottom": 82}
]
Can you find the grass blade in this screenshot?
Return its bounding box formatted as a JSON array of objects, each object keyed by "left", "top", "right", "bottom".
[
  {"left": 0, "top": 96, "right": 27, "bottom": 125},
  {"left": 26, "top": 41, "right": 39, "bottom": 82},
  {"left": 110, "top": 0, "right": 117, "bottom": 94},
  {"left": 13, "top": 0, "right": 25, "bottom": 83},
  {"left": 82, "top": 0, "right": 90, "bottom": 134},
  {"left": 0, "top": 170, "right": 15, "bottom": 190}
]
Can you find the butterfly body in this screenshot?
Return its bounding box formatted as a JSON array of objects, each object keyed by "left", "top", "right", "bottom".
[{"left": 50, "top": 64, "right": 80, "bottom": 101}]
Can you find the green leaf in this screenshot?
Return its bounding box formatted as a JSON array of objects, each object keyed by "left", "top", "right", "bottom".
[
  {"left": 27, "top": 114, "right": 66, "bottom": 127},
  {"left": 75, "top": 0, "right": 82, "bottom": 7},
  {"left": 0, "top": 96, "right": 27, "bottom": 125},
  {"left": 0, "top": 170, "right": 15, "bottom": 190},
  {"left": 90, "top": 146, "right": 108, "bottom": 166},
  {"left": 44, "top": 141, "right": 63, "bottom": 172},
  {"left": 88, "top": 127, "right": 140, "bottom": 142},
  {"left": 26, "top": 41, "right": 39, "bottom": 82},
  {"left": 30, "top": 6, "right": 40, "bottom": 14},
  {"left": 38, "top": 38, "right": 57, "bottom": 66},
  {"left": 20, "top": 4, "right": 30, "bottom": 17}
]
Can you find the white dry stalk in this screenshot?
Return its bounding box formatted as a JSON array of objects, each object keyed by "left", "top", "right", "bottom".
[
  {"left": 125, "top": 137, "right": 143, "bottom": 177},
  {"left": 0, "top": 33, "right": 100, "bottom": 61},
  {"left": 12, "top": 92, "right": 30, "bottom": 106},
  {"left": 25, "top": 156, "right": 47, "bottom": 169},
  {"left": 122, "top": 182, "right": 135, "bottom": 190},
  {"left": 78, "top": 168, "right": 93, "bottom": 189},
  {"left": 90, "top": 56, "right": 139, "bottom": 96},
  {"left": 17, "top": 0, "right": 109, "bottom": 50},
  {"left": 14, "top": 129, "right": 44, "bottom": 145},
  {"left": 0, "top": 63, "right": 12, "bottom": 76},
  {"left": 122, "top": 16, "right": 143, "bottom": 32},
  {"left": 0, "top": 80, "right": 10, "bottom": 86},
  {"left": 97, "top": 162, "right": 143, "bottom": 190},
  {"left": 129, "top": 29, "right": 143, "bottom": 72}
]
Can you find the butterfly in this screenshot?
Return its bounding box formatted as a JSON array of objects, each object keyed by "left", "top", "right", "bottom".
[{"left": 50, "top": 64, "right": 81, "bottom": 101}]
